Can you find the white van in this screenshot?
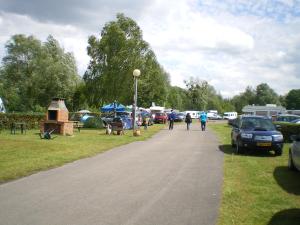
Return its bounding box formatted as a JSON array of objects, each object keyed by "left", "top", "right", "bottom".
[
  {"left": 185, "top": 111, "right": 200, "bottom": 119},
  {"left": 223, "top": 112, "right": 237, "bottom": 120}
]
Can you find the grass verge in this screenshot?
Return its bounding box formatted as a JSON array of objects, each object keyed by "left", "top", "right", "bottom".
[
  {"left": 209, "top": 122, "right": 300, "bottom": 225},
  {"left": 0, "top": 124, "right": 164, "bottom": 183}
]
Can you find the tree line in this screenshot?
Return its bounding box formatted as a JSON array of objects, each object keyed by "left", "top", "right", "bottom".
[{"left": 0, "top": 13, "right": 299, "bottom": 113}]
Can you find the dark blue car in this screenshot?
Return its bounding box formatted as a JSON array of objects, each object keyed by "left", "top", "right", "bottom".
[{"left": 231, "top": 115, "right": 283, "bottom": 155}]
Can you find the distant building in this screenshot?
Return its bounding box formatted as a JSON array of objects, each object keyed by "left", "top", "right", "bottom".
[{"left": 242, "top": 104, "right": 286, "bottom": 117}]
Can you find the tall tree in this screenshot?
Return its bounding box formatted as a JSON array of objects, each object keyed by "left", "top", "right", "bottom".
[
  {"left": 231, "top": 86, "right": 256, "bottom": 113},
  {"left": 184, "top": 77, "right": 209, "bottom": 110},
  {"left": 84, "top": 13, "right": 170, "bottom": 108},
  {"left": 285, "top": 89, "right": 300, "bottom": 109},
  {"left": 0, "top": 34, "right": 80, "bottom": 112},
  {"left": 255, "top": 83, "right": 279, "bottom": 106},
  {"left": 165, "top": 86, "right": 188, "bottom": 111}
]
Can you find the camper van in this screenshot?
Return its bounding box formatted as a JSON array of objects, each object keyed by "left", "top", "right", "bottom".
[
  {"left": 185, "top": 111, "right": 200, "bottom": 119},
  {"left": 223, "top": 112, "right": 237, "bottom": 120},
  {"left": 0, "top": 97, "right": 5, "bottom": 113}
]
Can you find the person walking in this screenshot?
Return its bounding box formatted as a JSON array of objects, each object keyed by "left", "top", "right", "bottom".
[
  {"left": 143, "top": 116, "right": 149, "bottom": 130},
  {"left": 199, "top": 111, "right": 207, "bottom": 131},
  {"left": 168, "top": 110, "right": 176, "bottom": 130},
  {"left": 185, "top": 113, "right": 192, "bottom": 130}
]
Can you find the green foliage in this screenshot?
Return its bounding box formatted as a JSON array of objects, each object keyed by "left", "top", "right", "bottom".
[
  {"left": 230, "top": 84, "right": 285, "bottom": 113},
  {"left": 285, "top": 89, "right": 300, "bottom": 110},
  {"left": 273, "top": 122, "right": 300, "bottom": 142},
  {"left": 255, "top": 83, "right": 279, "bottom": 105},
  {"left": 184, "top": 77, "right": 210, "bottom": 110},
  {"left": 165, "top": 86, "right": 188, "bottom": 111},
  {"left": 0, "top": 34, "right": 80, "bottom": 112},
  {"left": 0, "top": 113, "right": 45, "bottom": 129},
  {"left": 231, "top": 86, "right": 256, "bottom": 113},
  {"left": 84, "top": 13, "right": 170, "bottom": 108}
]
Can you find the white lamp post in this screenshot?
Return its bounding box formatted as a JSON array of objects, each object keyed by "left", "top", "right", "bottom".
[{"left": 132, "top": 69, "right": 141, "bottom": 133}]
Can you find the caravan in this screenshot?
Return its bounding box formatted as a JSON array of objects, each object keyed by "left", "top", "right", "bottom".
[
  {"left": 184, "top": 111, "right": 200, "bottom": 119},
  {"left": 0, "top": 97, "right": 5, "bottom": 113},
  {"left": 223, "top": 112, "right": 237, "bottom": 120}
]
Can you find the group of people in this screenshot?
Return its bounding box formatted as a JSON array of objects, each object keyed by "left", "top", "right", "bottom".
[{"left": 168, "top": 110, "right": 207, "bottom": 131}]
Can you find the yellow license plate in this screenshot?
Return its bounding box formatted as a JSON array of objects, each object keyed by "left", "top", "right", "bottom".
[{"left": 257, "top": 142, "right": 271, "bottom": 147}]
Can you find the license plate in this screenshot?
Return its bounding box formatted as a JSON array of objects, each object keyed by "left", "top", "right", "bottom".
[{"left": 257, "top": 142, "right": 271, "bottom": 147}]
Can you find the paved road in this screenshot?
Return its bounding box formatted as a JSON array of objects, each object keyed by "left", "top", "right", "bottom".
[{"left": 0, "top": 123, "right": 223, "bottom": 225}]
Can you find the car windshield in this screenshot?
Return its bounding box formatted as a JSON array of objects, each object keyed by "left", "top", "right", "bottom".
[
  {"left": 241, "top": 118, "right": 275, "bottom": 131},
  {"left": 277, "top": 115, "right": 300, "bottom": 122},
  {"left": 156, "top": 113, "right": 164, "bottom": 116}
]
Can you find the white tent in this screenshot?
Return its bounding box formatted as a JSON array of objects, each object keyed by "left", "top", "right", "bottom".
[
  {"left": 0, "top": 97, "right": 6, "bottom": 113},
  {"left": 78, "top": 109, "right": 91, "bottom": 114},
  {"left": 149, "top": 106, "right": 165, "bottom": 113}
]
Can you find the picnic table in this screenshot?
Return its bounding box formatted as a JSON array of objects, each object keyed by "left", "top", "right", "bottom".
[
  {"left": 11, "top": 122, "right": 26, "bottom": 134},
  {"left": 73, "top": 121, "right": 84, "bottom": 132}
]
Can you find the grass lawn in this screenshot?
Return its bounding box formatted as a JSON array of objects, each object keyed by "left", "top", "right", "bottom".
[
  {"left": 209, "top": 122, "right": 300, "bottom": 225},
  {"left": 0, "top": 124, "right": 164, "bottom": 183}
]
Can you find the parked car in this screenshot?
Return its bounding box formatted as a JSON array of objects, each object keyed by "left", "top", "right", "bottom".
[
  {"left": 231, "top": 115, "right": 283, "bottom": 155},
  {"left": 208, "top": 113, "right": 222, "bottom": 120},
  {"left": 154, "top": 112, "right": 168, "bottom": 124},
  {"left": 288, "top": 134, "right": 300, "bottom": 171},
  {"left": 291, "top": 118, "right": 300, "bottom": 124},
  {"left": 174, "top": 113, "right": 185, "bottom": 122},
  {"left": 276, "top": 114, "right": 300, "bottom": 122}
]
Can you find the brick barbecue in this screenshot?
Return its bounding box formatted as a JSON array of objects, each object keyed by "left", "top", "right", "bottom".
[{"left": 41, "top": 98, "right": 73, "bottom": 135}]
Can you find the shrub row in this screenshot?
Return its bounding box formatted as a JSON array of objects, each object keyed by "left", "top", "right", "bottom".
[
  {"left": 0, "top": 113, "right": 45, "bottom": 129},
  {"left": 273, "top": 122, "right": 300, "bottom": 142},
  {"left": 0, "top": 112, "right": 104, "bottom": 130}
]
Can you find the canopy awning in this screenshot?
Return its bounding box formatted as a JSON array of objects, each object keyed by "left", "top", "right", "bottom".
[{"left": 101, "top": 103, "right": 125, "bottom": 112}]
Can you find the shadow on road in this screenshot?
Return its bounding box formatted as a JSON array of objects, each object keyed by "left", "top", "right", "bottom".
[
  {"left": 273, "top": 166, "right": 300, "bottom": 195},
  {"left": 218, "top": 145, "right": 276, "bottom": 157},
  {"left": 267, "top": 208, "right": 300, "bottom": 225}
]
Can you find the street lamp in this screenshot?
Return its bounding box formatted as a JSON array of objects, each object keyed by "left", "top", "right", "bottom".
[{"left": 132, "top": 69, "right": 141, "bottom": 134}]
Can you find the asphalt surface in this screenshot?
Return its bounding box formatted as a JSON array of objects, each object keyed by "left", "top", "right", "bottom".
[{"left": 0, "top": 123, "right": 224, "bottom": 225}]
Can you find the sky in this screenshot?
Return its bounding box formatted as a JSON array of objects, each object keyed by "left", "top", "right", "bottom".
[{"left": 0, "top": 0, "right": 300, "bottom": 98}]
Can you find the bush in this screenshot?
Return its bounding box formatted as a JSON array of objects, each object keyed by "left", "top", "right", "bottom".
[
  {"left": 0, "top": 113, "right": 45, "bottom": 129},
  {"left": 83, "top": 117, "right": 104, "bottom": 129},
  {"left": 273, "top": 122, "right": 300, "bottom": 142}
]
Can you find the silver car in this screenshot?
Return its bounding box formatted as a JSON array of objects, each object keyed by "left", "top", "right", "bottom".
[{"left": 288, "top": 135, "right": 300, "bottom": 171}]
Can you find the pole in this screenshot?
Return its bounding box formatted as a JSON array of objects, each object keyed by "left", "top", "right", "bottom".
[{"left": 132, "top": 76, "right": 138, "bottom": 131}]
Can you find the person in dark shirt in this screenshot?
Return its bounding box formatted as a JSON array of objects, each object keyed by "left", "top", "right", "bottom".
[
  {"left": 168, "top": 110, "right": 176, "bottom": 130},
  {"left": 185, "top": 113, "right": 192, "bottom": 130}
]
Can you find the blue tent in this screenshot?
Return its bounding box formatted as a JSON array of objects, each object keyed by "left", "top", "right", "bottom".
[{"left": 101, "top": 103, "right": 126, "bottom": 112}]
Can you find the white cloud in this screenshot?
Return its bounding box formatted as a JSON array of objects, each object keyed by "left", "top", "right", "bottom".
[
  {"left": 0, "top": 11, "right": 90, "bottom": 75},
  {"left": 1, "top": 0, "right": 300, "bottom": 98}
]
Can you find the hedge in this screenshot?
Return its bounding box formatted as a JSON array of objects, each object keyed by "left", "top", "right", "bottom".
[
  {"left": 0, "top": 113, "right": 45, "bottom": 130},
  {"left": 0, "top": 112, "right": 103, "bottom": 130},
  {"left": 273, "top": 121, "right": 300, "bottom": 142}
]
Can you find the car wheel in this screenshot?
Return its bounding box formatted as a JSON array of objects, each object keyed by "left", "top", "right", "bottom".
[
  {"left": 231, "top": 138, "right": 236, "bottom": 147},
  {"left": 288, "top": 149, "right": 297, "bottom": 170},
  {"left": 274, "top": 148, "right": 282, "bottom": 156},
  {"left": 235, "top": 138, "right": 244, "bottom": 154}
]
